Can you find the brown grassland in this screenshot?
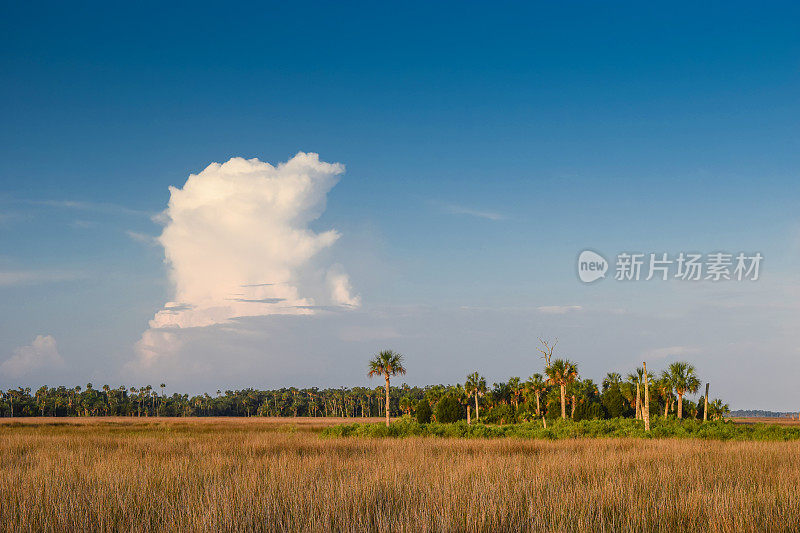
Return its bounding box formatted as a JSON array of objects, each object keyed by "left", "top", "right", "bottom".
[
  {"left": 1, "top": 417, "right": 799, "bottom": 532},
  {"left": 729, "top": 416, "right": 800, "bottom": 426}
]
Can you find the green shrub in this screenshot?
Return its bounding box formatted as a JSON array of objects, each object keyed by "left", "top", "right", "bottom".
[
  {"left": 574, "top": 402, "right": 603, "bottom": 421},
  {"left": 484, "top": 404, "right": 515, "bottom": 424},
  {"left": 321, "top": 418, "right": 800, "bottom": 441},
  {"left": 416, "top": 400, "right": 432, "bottom": 424},
  {"left": 435, "top": 396, "right": 463, "bottom": 423},
  {"left": 601, "top": 385, "right": 628, "bottom": 418}
]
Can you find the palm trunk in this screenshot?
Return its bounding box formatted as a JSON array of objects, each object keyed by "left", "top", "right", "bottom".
[
  {"left": 677, "top": 394, "right": 684, "bottom": 419},
  {"left": 535, "top": 393, "right": 541, "bottom": 416},
  {"left": 643, "top": 362, "right": 650, "bottom": 432},
  {"left": 664, "top": 399, "right": 669, "bottom": 418},
  {"left": 474, "top": 394, "right": 479, "bottom": 421},
  {"left": 571, "top": 394, "right": 576, "bottom": 419},
  {"left": 560, "top": 384, "right": 566, "bottom": 419},
  {"left": 703, "top": 383, "right": 709, "bottom": 422},
  {"left": 384, "top": 375, "right": 390, "bottom": 427},
  {"left": 635, "top": 383, "right": 641, "bottom": 419},
  {"left": 467, "top": 405, "right": 471, "bottom": 425}
]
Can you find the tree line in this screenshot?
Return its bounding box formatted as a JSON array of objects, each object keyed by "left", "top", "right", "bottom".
[
  {"left": 365, "top": 344, "right": 730, "bottom": 428},
  {"left": 0, "top": 341, "right": 729, "bottom": 423}
]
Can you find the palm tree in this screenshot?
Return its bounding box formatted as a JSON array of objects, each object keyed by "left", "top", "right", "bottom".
[
  {"left": 525, "top": 373, "right": 547, "bottom": 416},
  {"left": 602, "top": 372, "right": 622, "bottom": 392},
  {"left": 657, "top": 373, "right": 673, "bottom": 417},
  {"left": 545, "top": 359, "right": 578, "bottom": 419},
  {"left": 130, "top": 387, "right": 139, "bottom": 416},
  {"left": 626, "top": 368, "right": 644, "bottom": 419},
  {"left": 458, "top": 384, "right": 472, "bottom": 423},
  {"left": 399, "top": 396, "right": 414, "bottom": 416},
  {"left": 367, "top": 350, "right": 406, "bottom": 427},
  {"left": 508, "top": 377, "right": 523, "bottom": 410},
  {"left": 74, "top": 386, "right": 82, "bottom": 417},
  {"left": 709, "top": 399, "right": 730, "bottom": 420},
  {"left": 159, "top": 383, "right": 166, "bottom": 416},
  {"left": 464, "top": 372, "right": 487, "bottom": 423},
  {"left": 667, "top": 361, "right": 700, "bottom": 419}
]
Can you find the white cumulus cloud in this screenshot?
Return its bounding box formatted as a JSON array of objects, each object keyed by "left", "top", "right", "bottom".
[
  {"left": 327, "top": 265, "right": 361, "bottom": 307},
  {"left": 1, "top": 335, "right": 64, "bottom": 378},
  {"left": 134, "top": 152, "right": 359, "bottom": 366}
]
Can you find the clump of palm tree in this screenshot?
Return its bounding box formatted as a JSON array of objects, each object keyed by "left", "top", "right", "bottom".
[
  {"left": 508, "top": 377, "right": 523, "bottom": 411},
  {"left": 525, "top": 373, "right": 547, "bottom": 416},
  {"left": 545, "top": 359, "right": 578, "bottom": 419},
  {"left": 667, "top": 361, "right": 700, "bottom": 419},
  {"left": 399, "top": 396, "right": 414, "bottom": 416},
  {"left": 464, "top": 372, "right": 487, "bottom": 423},
  {"left": 368, "top": 350, "right": 406, "bottom": 427},
  {"left": 708, "top": 398, "right": 730, "bottom": 420}
]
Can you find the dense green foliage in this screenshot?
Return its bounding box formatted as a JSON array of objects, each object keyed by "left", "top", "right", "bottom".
[
  {"left": 415, "top": 400, "right": 432, "bottom": 423},
  {"left": 322, "top": 418, "right": 800, "bottom": 441},
  {"left": 0, "top": 356, "right": 732, "bottom": 424},
  {"left": 434, "top": 396, "right": 464, "bottom": 423}
]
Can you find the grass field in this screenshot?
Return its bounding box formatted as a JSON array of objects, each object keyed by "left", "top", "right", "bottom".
[
  {"left": 729, "top": 416, "right": 800, "bottom": 426},
  {"left": 1, "top": 417, "right": 799, "bottom": 532}
]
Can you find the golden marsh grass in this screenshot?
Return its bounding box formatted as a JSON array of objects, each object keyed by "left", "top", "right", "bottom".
[{"left": 1, "top": 418, "right": 798, "bottom": 532}]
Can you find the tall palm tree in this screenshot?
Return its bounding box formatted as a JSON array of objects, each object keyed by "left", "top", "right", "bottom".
[
  {"left": 508, "top": 377, "right": 523, "bottom": 410},
  {"left": 525, "top": 373, "right": 547, "bottom": 416},
  {"left": 667, "top": 361, "right": 700, "bottom": 419},
  {"left": 458, "top": 384, "right": 473, "bottom": 423},
  {"left": 159, "top": 383, "right": 166, "bottom": 416},
  {"left": 465, "top": 372, "right": 487, "bottom": 423},
  {"left": 626, "top": 368, "right": 644, "bottom": 419},
  {"left": 545, "top": 359, "right": 578, "bottom": 419},
  {"left": 367, "top": 350, "right": 406, "bottom": 427}
]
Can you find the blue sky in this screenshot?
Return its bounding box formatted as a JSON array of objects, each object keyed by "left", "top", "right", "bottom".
[{"left": 1, "top": 2, "right": 799, "bottom": 409}]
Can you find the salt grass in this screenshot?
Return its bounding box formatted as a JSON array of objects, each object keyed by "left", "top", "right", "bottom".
[{"left": 1, "top": 418, "right": 798, "bottom": 532}]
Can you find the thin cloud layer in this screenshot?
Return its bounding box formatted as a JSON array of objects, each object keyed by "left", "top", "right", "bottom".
[
  {"left": 134, "top": 152, "right": 359, "bottom": 366},
  {"left": 442, "top": 203, "right": 505, "bottom": 221},
  {"left": 537, "top": 305, "right": 583, "bottom": 315},
  {"left": 641, "top": 345, "right": 701, "bottom": 360},
  {"left": 0, "top": 270, "right": 83, "bottom": 287}
]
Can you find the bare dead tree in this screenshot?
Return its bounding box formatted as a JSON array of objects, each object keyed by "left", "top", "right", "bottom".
[{"left": 537, "top": 337, "right": 558, "bottom": 368}]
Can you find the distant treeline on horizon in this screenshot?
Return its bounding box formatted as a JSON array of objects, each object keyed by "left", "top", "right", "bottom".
[
  {"left": 0, "top": 374, "right": 729, "bottom": 422},
  {"left": 730, "top": 410, "right": 797, "bottom": 418}
]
